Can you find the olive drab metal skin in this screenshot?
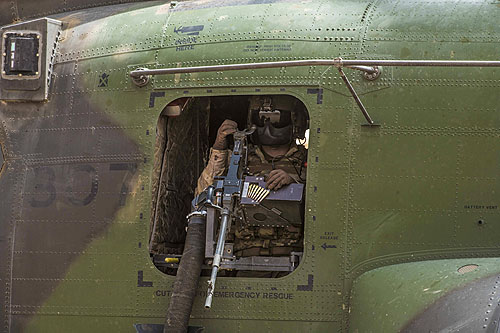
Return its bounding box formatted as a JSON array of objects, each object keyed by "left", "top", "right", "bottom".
[{"left": 0, "top": 0, "right": 499, "bottom": 332}]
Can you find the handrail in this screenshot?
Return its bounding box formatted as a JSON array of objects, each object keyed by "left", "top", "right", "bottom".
[{"left": 130, "top": 58, "right": 500, "bottom": 77}]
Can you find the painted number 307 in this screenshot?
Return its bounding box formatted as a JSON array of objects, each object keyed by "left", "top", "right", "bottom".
[{"left": 29, "top": 163, "right": 137, "bottom": 208}]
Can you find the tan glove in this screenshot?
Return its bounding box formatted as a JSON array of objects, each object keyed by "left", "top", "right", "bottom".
[
  {"left": 213, "top": 120, "right": 238, "bottom": 150},
  {"left": 266, "top": 169, "right": 294, "bottom": 190}
]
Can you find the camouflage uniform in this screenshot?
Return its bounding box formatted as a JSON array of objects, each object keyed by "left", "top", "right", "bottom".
[{"left": 196, "top": 143, "right": 307, "bottom": 258}]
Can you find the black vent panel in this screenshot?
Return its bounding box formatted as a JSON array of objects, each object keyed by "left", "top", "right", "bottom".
[{"left": 3, "top": 33, "right": 40, "bottom": 77}]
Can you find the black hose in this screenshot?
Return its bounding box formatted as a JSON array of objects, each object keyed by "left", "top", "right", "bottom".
[{"left": 164, "top": 215, "right": 206, "bottom": 333}]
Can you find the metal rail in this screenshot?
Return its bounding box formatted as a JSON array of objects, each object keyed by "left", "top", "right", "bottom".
[
  {"left": 337, "top": 67, "right": 375, "bottom": 125},
  {"left": 131, "top": 57, "right": 500, "bottom": 126},
  {"left": 129, "top": 58, "right": 500, "bottom": 77}
]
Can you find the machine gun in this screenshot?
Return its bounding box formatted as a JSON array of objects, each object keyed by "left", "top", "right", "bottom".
[
  {"left": 192, "top": 126, "right": 255, "bottom": 309},
  {"left": 165, "top": 123, "right": 305, "bottom": 330},
  {"left": 165, "top": 127, "right": 254, "bottom": 331}
]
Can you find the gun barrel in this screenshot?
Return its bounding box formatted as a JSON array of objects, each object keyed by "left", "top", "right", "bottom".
[{"left": 205, "top": 208, "right": 230, "bottom": 309}]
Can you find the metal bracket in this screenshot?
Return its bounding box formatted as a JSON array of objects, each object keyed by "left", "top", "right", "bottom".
[
  {"left": 186, "top": 210, "right": 207, "bottom": 220},
  {"left": 205, "top": 208, "right": 216, "bottom": 259},
  {"left": 131, "top": 67, "right": 150, "bottom": 87},
  {"left": 361, "top": 66, "right": 381, "bottom": 81},
  {"left": 348, "top": 65, "right": 380, "bottom": 79},
  {"left": 337, "top": 67, "right": 379, "bottom": 126},
  {"left": 153, "top": 252, "right": 303, "bottom": 272}
]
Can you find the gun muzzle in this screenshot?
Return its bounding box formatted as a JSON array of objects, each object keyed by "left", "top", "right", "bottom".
[{"left": 205, "top": 208, "right": 230, "bottom": 309}]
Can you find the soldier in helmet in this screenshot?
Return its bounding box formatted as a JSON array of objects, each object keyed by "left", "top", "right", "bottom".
[{"left": 196, "top": 96, "right": 308, "bottom": 270}]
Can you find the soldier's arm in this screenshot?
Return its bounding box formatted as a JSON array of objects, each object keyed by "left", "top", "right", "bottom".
[
  {"left": 195, "top": 120, "right": 237, "bottom": 196},
  {"left": 195, "top": 148, "right": 230, "bottom": 196}
]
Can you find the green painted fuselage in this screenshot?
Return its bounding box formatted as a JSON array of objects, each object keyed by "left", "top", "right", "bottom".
[{"left": 0, "top": 0, "right": 499, "bottom": 332}]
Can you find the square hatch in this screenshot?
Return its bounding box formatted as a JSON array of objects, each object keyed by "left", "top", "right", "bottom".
[
  {"left": 3, "top": 33, "right": 40, "bottom": 78},
  {"left": 0, "top": 18, "right": 61, "bottom": 101}
]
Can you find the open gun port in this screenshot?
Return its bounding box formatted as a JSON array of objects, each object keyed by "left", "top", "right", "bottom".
[{"left": 150, "top": 94, "right": 309, "bottom": 278}]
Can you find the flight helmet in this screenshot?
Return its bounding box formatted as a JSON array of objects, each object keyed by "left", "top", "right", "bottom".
[{"left": 248, "top": 96, "right": 308, "bottom": 146}]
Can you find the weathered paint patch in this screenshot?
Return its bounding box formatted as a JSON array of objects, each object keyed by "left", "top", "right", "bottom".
[
  {"left": 155, "top": 3, "right": 171, "bottom": 15},
  {"left": 349, "top": 259, "right": 500, "bottom": 332}
]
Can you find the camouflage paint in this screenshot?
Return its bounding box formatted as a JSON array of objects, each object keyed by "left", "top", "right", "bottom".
[
  {"left": 350, "top": 258, "right": 500, "bottom": 332},
  {"left": 0, "top": 0, "right": 499, "bottom": 332}
]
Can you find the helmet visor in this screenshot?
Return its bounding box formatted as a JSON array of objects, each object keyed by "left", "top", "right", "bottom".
[
  {"left": 251, "top": 109, "right": 292, "bottom": 128},
  {"left": 255, "top": 121, "right": 292, "bottom": 145}
]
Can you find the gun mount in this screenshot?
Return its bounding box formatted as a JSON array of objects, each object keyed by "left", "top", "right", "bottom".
[{"left": 194, "top": 126, "right": 254, "bottom": 308}]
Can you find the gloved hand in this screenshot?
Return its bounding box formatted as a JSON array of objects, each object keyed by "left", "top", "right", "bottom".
[
  {"left": 266, "top": 169, "right": 294, "bottom": 190},
  {"left": 213, "top": 120, "right": 238, "bottom": 150}
]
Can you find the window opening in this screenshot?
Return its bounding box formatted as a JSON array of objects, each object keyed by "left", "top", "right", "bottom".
[{"left": 150, "top": 95, "right": 309, "bottom": 278}]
